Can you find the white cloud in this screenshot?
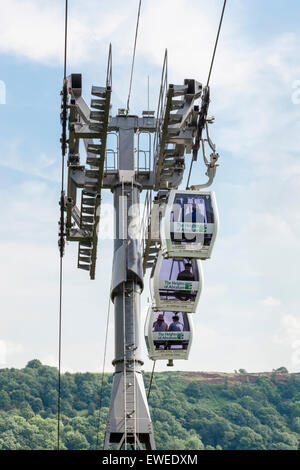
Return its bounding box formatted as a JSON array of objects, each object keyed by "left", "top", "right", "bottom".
[
  {"left": 0, "top": 138, "right": 60, "bottom": 182},
  {"left": 0, "top": 0, "right": 136, "bottom": 66},
  {"left": 274, "top": 314, "right": 300, "bottom": 345},
  {"left": 40, "top": 354, "right": 75, "bottom": 373},
  {"left": 260, "top": 296, "right": 281, "bottom": 307},
  {"left": 291, "top": 340, "right": 300, "bottom": 366},
  {"left": 272, "top": 314, "right": 300, "bottom": 368},
  {"left": 0, "top": 178, "right": 58, "bottom": 243},
  {"left": 0, "top": 340, "right": 23, "bottom": 366}
]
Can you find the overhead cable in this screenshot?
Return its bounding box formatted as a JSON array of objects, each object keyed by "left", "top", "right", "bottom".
[
  {"left": 206, "top": 0, "right": 227, "bottom": 87},
  {"left": 147, "top": 360, "right": 156, "bottom": 399},
  {"left": 187, "top": 0, "right": 227, "bottom": 188},
  {"left": 126, "top": 0, "right": 142, "bottom": 114},
  {"left": 57, "top": 0, "right": 68, "bottom": 451},
  {"left": 95, "top": 296, "right": 111, "bottom": 450}
]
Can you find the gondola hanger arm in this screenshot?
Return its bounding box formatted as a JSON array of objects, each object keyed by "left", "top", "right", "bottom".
[
  {"left": 189, "top": 124, "right": 219, "bottom": 190},
  {"left": 190, "top": 161, "right": 218, "bottom": 190}
]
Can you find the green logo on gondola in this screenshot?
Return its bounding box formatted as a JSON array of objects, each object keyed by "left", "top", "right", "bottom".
[
  {"left": 174, "top": 222, "right": 207, "bottom": 233},
  {"left": 177, "top": 333, "right": 184, "bottom": 340},
  {"left": 185, "top": 282, "right": 192, "bottom": 290},
  {"left": 164, "top": 280, "right": 193, "bottom": 290}
]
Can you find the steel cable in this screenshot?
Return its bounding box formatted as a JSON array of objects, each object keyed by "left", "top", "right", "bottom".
[
  {"left": 147, "top": 360, "right": 156, "bottom": 399},
  {"left": 186, "top": 0, "right": 227, "bottom": 189},
  {"left": 206, "top": 0, "right": 227, "bottom": 87},
  {"left": 57, "top": 0, "right": 68, "bottom": 451},
  {"left": 126, "top": 0, "right": 142, "bottom": 114},
  {"left": 95, "top": 296, "right": 111, "bottom": 450}
]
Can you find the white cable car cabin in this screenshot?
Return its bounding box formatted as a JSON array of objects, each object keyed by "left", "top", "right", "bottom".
[
  {"left": 150, "top": 253, "right": 203, "bottom": 313},
  {"left": 145, "top": 308, "right": 193, "bottom": 363},
  {"left": 160, "top": 190, "right": 219, "bottom": 260}
]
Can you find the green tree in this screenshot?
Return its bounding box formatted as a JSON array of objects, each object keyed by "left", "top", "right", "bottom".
[
  {"left": 26, "top": 360, "right": 42, "bottom": 369},
  {"left": 236, "top": 427, "right": 264, "bottom": 450},
  {"left": 0, "top": 391, "right": 10, "bottom": 410},
  {"left": 185, "top": 435, "right": 204, "bottom": 450},
  {"left": 64, "top": 430, "right": 89, "bottom": 450},
  {"left": 30, "top": 398, "right": 44, "bottom": 414},
  {"left": 275, "top": 367, "right": 288, "bottom": 374},
  {"left": 0, "top": 362, "right": 299, "bottom": 450}
]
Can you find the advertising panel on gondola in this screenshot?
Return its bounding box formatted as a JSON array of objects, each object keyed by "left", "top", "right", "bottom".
[
  {"left": 161, "top": 190, "right": 219, "bottom": 259},
  {"left": 150, "top": 253, "right": 203, "bottom": 312},
  {"left": 145, "top": 308, "right": 193, "bottom": 361}
]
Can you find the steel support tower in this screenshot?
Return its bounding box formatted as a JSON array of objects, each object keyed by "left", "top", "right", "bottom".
[
  {"left": 63, "top": 58, "right": 215, "bottom": 449},
  {"left": 104, "top": 114, "right": 156, "bottom": 450}
]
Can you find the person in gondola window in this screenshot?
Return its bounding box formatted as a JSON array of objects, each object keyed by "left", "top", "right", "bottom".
[
  {"left": 185, "top": 202, "right": 205, "bottom": 222},
  {"left": 168, "top": 314, "right": 184, "bottom": 332},
  {"left": 153, "top": 313, "right": 168, "bottom": 332},
  {"left": 190, "top": 203, "right": 198, "bottom": 223},
  {"left": 177, "top": 262, "right": 194, "bottom": 281},
  {"left": 183, "top": 200, "right": 205, "bottom": 243},
  {"left": 175, "top": 262, "right": 195, "bottom": 301}
]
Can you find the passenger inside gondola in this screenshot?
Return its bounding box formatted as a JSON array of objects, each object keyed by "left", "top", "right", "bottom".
[
  {"left": 152, "top": 313, "right": 168, "bottom": 350},
  {"left": 175, "top": 262, "right": 195, "bottom": 301},
  {"left": 158, "top": 259, "right": 197, "bottom": 303},
  {"left": 152, "top": 312, "right": 189, "bottom": 351},
  {"left": 184, "top": 202, "right": 205, "bottom": 224},
  {"left": 177, "top": 262, "right": 194, "bottom": 281},
  {"left": 152, "top": 313, "right": 168, "bottom": 332},
  {"left": 168, "top": 313, "right": 184, "bottom": 331}
]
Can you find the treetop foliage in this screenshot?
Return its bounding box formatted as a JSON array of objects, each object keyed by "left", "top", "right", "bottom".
[{"left": 0, "top": 362, "right": 299, "bottom": 450}]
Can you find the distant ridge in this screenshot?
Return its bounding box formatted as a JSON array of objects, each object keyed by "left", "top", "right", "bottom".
[{"left": 179, "top": 371, "right": 300, "bottom": 385}]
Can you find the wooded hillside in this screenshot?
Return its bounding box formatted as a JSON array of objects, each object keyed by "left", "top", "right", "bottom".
[{"left": 0, "top": 360, "right": 299, "bottom": 450}]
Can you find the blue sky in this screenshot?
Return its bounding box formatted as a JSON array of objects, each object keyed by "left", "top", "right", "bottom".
[{"left": 0, "top": 0, "right": 300, "bottom": 373}]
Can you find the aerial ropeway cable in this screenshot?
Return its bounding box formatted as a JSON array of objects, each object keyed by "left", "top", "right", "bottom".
[
  {"left": 206, "top": 0, "right": 227, "bottom": 88},
  {"left": 147, "top": 360, "right": 156, "bottom": 399},
  {"left": 187, "top": 0, "right": 227, "bottom": 189},
  {"left": 95, "top": 296, "right": 111, "bottom": 450},
  {"left": 126, "top": 0, "right": 142, "bottom": 114},
  {"left": 57, "top": 0, "right": 69, "bottom": 451}
]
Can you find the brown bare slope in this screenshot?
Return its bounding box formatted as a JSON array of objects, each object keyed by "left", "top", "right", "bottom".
[{"left": 179, "top": 371, "right": 300, "bottom": 386}]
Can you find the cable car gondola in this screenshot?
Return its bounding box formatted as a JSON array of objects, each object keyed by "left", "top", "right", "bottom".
[
  {"left": 150, "top": 253, "right": 203, "bottom": 313},
  {"left": 144, "top": 308, "right": 193, "bottom": 362},
  {"left": 160, "top": 190, "right": 219, "bottom": 259}
]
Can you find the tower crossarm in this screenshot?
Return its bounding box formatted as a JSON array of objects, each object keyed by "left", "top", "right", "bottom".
[
  {"left": 153, "top": 79, "right": 202, "bottom": 191},
  {"left": 64, "top": 46, "right": 112, "bottom": 279}
]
